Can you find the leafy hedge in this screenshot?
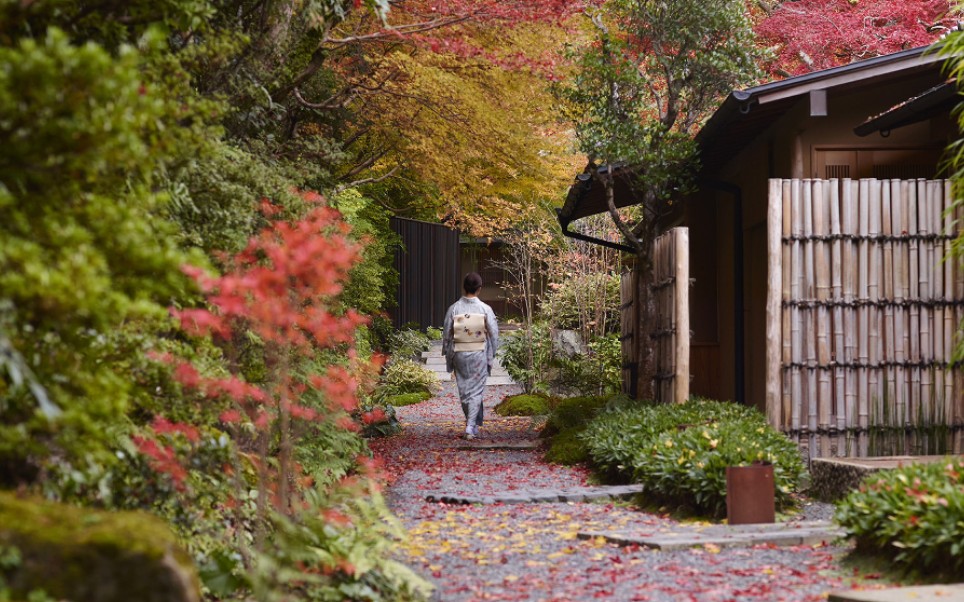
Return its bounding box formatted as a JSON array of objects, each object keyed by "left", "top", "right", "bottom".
[
  {"left": 834, "top": 459, "right": 964, "bottom": 577},
  {"left": 581, "top": 399, "right": 805, "bottom": 517}
]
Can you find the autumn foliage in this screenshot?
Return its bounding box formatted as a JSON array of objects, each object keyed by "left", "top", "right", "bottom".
[{"left": 755, "top": 0, "right": 957, "bottom": 76}]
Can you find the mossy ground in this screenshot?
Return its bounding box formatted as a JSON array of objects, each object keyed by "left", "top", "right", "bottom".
[
  {"left": 0, "top": 492, "right": 199, "bottom": 602},
  {"left": 494, "top": 393, "right": 552, "bottom": 417}
]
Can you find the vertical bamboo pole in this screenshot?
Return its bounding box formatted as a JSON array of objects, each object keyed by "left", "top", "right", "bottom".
[
  {"left": 908, "top": 181, "right": 921, "bottom": 430},
  {"left": 929, "top": 181, "right": 945, "bottom": 441},
  {"left": 767, "top": 180, "right": 784, "bottom": 428},
  {"left": 892, "top": 180, "right": 907, "bottom": 432},
  {"left": 791, "top": 180, "right": 804, "bottom": 438},
  {"left": 857, "top": 180, "right": 871, "bottom": 455},
  {"left": 803, "top": 180, "right": 818, "bottom": 456},
  {"left": 782, "top": 180, "right": 793, "bottom": 429},
  {"left": 831, "top": 179, "right": 847, "bottom": 455},
  {"left": 675, "top": 228, "right": 690, "bottom": 404},
  {"left": 918, "top": 180, "right": 933, "bottom": 438},
  {"left": 814, "top": 180, "right": 832, "bottom": 455},
  {"left": 843, "top": 180, "right": 860, "bottom": 455},
  {"left": 868, "top": 179, "right": 883, "bottom": 448},
  {"left": 882, "top": 180, "right": 895, "bottom": 430},
  {"left": 943, "top": 181, "right": 956, "bottom": 428}
]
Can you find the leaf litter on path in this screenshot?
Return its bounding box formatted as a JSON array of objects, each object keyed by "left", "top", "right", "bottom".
[{"left": 370, "top": 383, "right": 877, "bottom": 601}]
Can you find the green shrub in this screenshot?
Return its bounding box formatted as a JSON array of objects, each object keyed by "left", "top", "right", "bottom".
[
  {"left": 554, "top": 334, "right": 622, "bottom": 396},
  {"left": 539, "top": 272, "right": 620, "bottom": 335},
  {"left": 499, "top": 324, "right": 552, "bottom": 394},
  {"left": 386, "top": 328, "right": 432, "bottom": 362},
  {"left": 494, "top": 393, "right": 551, "bottom": 416},
  {"left": 544, "top": 395, "right": 609, "bottom": 436},
  {"left": 834, "top": 459, "right": 964, "bottom": 577},
  {"left": 377, "top": 360, "right": 440, "bottom": 397},
  {"left": 581, "top": 399, "right": 805, "bottom": 517},
  {"left": 544, "top": 429, "right": 590, "bottom": 465},
  {"left": 541, "top": 395, "right": 609, "bottom": 467},
  {"left": 384, "top": 392, "right": 432, "bottom": 407}
]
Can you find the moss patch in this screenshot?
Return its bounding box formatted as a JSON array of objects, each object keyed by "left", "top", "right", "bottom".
[
  {"left": 494, "top": 393, "right": 551, "bottom": 417},
  {"left": 0, "top": 492, "right": 200, "bottom": 602},
  {"left": 544, "top": 429, "right": 589, "bottom": 465}
]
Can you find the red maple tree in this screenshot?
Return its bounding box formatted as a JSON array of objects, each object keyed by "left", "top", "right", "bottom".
[{"left": 754, "top": 0, "right": 957, "bottom": 76}]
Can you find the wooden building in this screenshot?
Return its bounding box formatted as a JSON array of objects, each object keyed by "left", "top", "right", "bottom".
[{"left": 560, "top": 46, "right": 964, "bottom": 457}]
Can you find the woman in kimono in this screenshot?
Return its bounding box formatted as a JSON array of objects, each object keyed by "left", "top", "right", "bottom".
[{"left": 442, "top": 272, "right": 499, "bottom": 440}]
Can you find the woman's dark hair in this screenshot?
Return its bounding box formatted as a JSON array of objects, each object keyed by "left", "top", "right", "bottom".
[{"left": 463, "top": 272, "right": 483, "bottom": 294}]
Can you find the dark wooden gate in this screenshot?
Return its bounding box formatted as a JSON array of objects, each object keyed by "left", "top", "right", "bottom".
[{"left": 390, "top": 217, "right": 461, "bottom": 329}]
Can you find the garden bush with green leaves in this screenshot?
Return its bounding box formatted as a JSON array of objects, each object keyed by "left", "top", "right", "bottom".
[
  {"left": 834, "top": 458, "right": 964, "bottom": 577},
  {"left": 541, "top": 395, "right": 611, "bottom": 466},
  {"left": 582, "top": 399, "right": 805, "bottom": 517},
  {"left": 377, "top": 360, "right": 440, "bottom": 397},
  {"left": 494, "top": 393, "right": 552, "bottom": 416}
]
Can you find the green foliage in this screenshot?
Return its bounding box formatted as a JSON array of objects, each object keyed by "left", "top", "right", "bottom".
[
  {"left": 383, "top": 392, "right": 432, "bottom": 407},
  {"left": 260, "top": 487, "right": 431, "bottom": 602},
  {"left": 0, "top": 28, "right": 199, "bottom": 483},
  {"left": 834, "top": 459, "right": 964, "bottom": 577},
  {"left": 544, "top": 429, "right": 591, "bottom": 466},
  {"left": 494, "top": 393, "right": 552, "bottom": 417},
  {"left": 938, "top": 33, "right": 964, "bottom": 364},
  {"left": 541, "top": 395, "right": 609, "bottom": 467},
  {"left": 581, "top": 399, "right": 806, "bottom": 517},
  {"left": 376, "top": 360, "right": 440, "bottom": 397},
  {"left": 540, "top": 273, "right": 621, "bottom": 335},
  {"left": 554, "top": 334, "right": 622, "bottom": 397},
  {"left": 385, "top": 328, "right": 433, "bottom": 363},
  {"left": 499, "top": 324, "right": 553, "bottom": 394}
]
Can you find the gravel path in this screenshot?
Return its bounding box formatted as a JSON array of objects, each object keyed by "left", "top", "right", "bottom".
[{"left": 370, "top": 383, "right": 883, "bottom": 601}]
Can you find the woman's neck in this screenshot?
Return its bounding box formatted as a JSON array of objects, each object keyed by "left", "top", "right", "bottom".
[{"left": 463, "top": 293, "right": 477, "bottom": 299}]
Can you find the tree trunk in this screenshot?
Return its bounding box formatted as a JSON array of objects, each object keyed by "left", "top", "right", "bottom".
[{"left": 634, "top": 248, "right": 657, "bottom": 401}]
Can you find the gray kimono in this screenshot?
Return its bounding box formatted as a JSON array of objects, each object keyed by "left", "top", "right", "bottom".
[{"left": 442, "top": 297, "right": 499, "bottom": 431}]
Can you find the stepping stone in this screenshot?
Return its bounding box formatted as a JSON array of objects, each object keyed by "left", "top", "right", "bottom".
[
  {"left": 577, "top": 521, "right": 844, "bottom": 550},
  {"left": 425, "top": 485, "right": 643, "bottom": 505},
  {"left": 827, "top": 584, "right": 964, "bottom": 602}
]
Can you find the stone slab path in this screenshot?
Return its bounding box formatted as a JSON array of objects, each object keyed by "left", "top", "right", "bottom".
[
  {"left": 578, "top": 520, "right": 844, "bottom": 551},
  {"left": 369, "top": 382, "right": 919, "bottom": 601},
  {"left": 828, "top": 584, "right": 964, "bottom": 602}
]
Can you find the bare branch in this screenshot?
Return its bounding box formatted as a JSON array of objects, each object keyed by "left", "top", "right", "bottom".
[
  {"left": 326, "top": 15, "right": 472, "bottom": 46},
  {"left": 292, "top": 86, "right": 355, "bottom": 110},
  {"left": 334, "top": 166, "right": 401, "bottom": 193}
]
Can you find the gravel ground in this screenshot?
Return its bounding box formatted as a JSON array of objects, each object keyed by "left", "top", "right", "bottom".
[{"left": 370, "top": 383, "right": 881, "bottom": 602}]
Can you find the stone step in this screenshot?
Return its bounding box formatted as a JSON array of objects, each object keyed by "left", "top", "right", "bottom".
[
  {"left": 485, "top": 376, "right": 515, "bottom": 386},
  {"left": 810, "top": 455, "right": 961, "bottom": 502},
  {"left": 828, "top": 584, "right": 964, "bottom": 602},
  {"left": 426, "top": 484, "right": 643, "bottom": 505},
  {"left": 577, "top": 521, "right": 843, "bottom": 551}
]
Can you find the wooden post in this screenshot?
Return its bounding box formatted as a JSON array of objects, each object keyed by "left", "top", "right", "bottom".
[
  {"left": 767, "top": 179, "right": 784, "bottom": 429},
  {"left": 674, "top": 228, "right": 690, "bottom": 404}
]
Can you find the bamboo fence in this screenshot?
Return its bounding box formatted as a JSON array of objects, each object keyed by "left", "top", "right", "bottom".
[{"left": 767, "top": 178, "right": 964, "bottom": 458}]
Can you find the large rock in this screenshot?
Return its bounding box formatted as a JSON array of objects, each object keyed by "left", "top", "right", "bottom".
[
  {"left": 551, "top": 329, "right": 586, "bottom": 358},
  {"left": 0, "top": 492, "right": 200, "bottom": 602}
]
